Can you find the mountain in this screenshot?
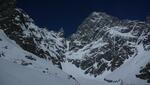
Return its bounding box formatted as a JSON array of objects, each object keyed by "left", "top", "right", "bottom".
[
  {"left": 0, "top": 0, "right": 150, "bottom": 85},
  {"left": 0, "top": 29, "right": 79, "bottom": 85},
  {"left": 0, "top": 0, "right": 78, "bottom": 85},
  {"left": 66, "top": 11, "right": 150, "bottom": 75},
  {"left": 0, "top": 0, "right": 67, "bottom": 69},
  {"left": 64, "top": 12, "right": 150, "bottom": 84}
]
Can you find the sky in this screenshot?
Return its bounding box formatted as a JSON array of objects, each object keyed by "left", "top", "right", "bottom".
[{"left": 17, "top": 0, "right": 150, "bottom": 36}]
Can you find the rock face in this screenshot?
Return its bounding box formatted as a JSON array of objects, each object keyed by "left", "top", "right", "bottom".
[
  {"left": 0, "top": 0, "right": 150, "bottom": 84},
  {"left": 67, "top": 12, "right": 150, "bottom": 77},
  {"left": 136, "top": 63, "right": 150, "bottom": 83},
  {"left": 0, "top": 0, "right": 66, "bottom": 69}
]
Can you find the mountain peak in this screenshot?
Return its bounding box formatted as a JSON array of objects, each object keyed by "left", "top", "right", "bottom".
[
  {"left": 0, "top": 1, "right": 150, "bottom": 84},
  {"left": 91, "top": 11, "right": 108, "bottom": 16},
  {"left": 91, "top": 11, "right": 105, "bottom": 16},
  {"left": 58, "top": 27, "right": 64, "bottom": 37}
]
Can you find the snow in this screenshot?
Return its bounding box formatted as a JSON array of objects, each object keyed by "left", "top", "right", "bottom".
[
  {"left": 63, "top": 43, "right": 150, "bottom": 85},
  {"left": 105, "top": 44, "right": 150, "bottom": 85},
  {"left": 73, "top": 40, "right": 82, "bottom": 46},
  {"left": 108, "top": 26, "right": 136, "bottom": 38},
  {"left": 1, "top": 12, "right": 150, "bottom": 85},
  {"left": 0, "top": 59, "right": 77, "bottom": 85},
  {"left": 16, "top": 16, "right": 65, "bottom": 59},
  {"left": 65, "top": 39, "right": 107, "bottom": 60},
  {"left": 0, "top": 30, "right": 78, "bottom": 85},
  {"left": 63, "top": 29, "right": 150, "bottom": 85},
  {"left": 62, "top": 61, "right": 87, "bottom": 78},
  {"left": 76, "top": 77, "right": 108, "bottom": 85},
  {"left": 61, "top": 61, "right": 109, "bottom": 85},
  {"left": 66, "top": 40, "right": 70, "bottom": 51},
  {"left": 1, "top": 7, "right": 150, "bottom": 85},
  {"left": 92, "top": 12, "right": 100, "bottom": 16}
]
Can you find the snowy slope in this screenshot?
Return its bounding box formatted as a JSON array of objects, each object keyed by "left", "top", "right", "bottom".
[
  {"left": 104, "top": 44, "right": 150, "bottom": 85},
  {"left": 0, "top": 59, "right": 77, "bottom": 85},
  {"left": 0, "top": 30, "right": 79, "bottom": 85},
  {"left": 0, "top": 1, "right": 150, "bottom": 84}
]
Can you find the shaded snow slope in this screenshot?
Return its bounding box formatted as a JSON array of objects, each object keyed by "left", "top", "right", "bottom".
[
  {"left": 0, "top": 30, "right": 79, "bottom": 85},
  {"left": 0, "top": 59, "right": 77, "bottom": 85}
]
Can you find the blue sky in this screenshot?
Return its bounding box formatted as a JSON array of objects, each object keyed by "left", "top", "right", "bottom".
[{"left": 17, "top": 0, "right": 150, "bottom": 36}]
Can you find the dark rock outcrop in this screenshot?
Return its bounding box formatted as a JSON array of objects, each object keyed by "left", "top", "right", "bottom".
[
  {"left": 67, "top": 12, "right": 150, "bottom": 77},
  {"left": 136, "top": 63, "right": 150, "bottom": 83}
]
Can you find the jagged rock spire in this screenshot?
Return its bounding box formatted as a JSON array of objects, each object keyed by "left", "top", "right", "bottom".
[{"left": 58, "top": 27, "right": 64, "bottom": 37}]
